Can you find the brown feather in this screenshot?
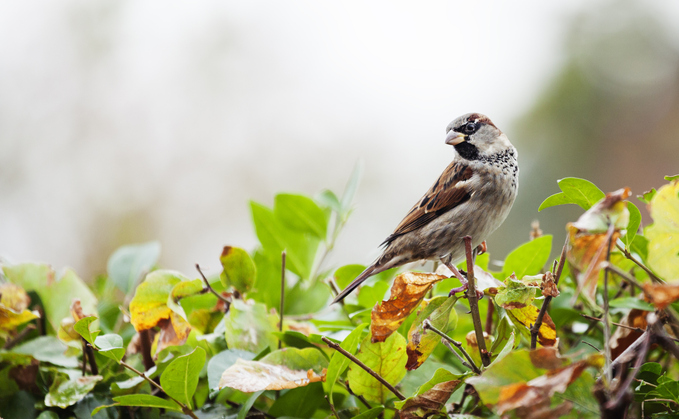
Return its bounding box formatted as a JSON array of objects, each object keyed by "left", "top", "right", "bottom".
[{"left": 381, "top": 162, "right": 473, "bottom": 247}]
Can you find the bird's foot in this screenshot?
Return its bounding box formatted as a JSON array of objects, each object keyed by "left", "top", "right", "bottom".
[
  {"left": 448, "top": 284, "right": 484, "bottom": 299},
  {"left": 476, "top": 241, "right": 487, "bottom": 255}
]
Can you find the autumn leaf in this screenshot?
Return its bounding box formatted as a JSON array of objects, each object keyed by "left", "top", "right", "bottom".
[
  {"left": 370, "top": 272, "right": 447, "bottom": 343},
  {"left": 610, "top": 308, "right": 648, "bottom": 360},
  {"left": 642, "top": 283, "right": 679, "bottom": 310},
  {"left": 218, "top": 347, "right": 327, "bottom": 392},
  {"left": 566, "top": 187, "right": 630, "bottom": 301},
  {"left": 396, "top": 368, "right": 466, "bottom": 419},
  {"left": 0, "top": 283, "right": 39, "bottom": 337},
  {"left": 405, "top": 296, "right": 457, "bottom": 370},
  {"left": 129, "top": 270, "right": 189, "bottom": 331},
  {"left": 506, "top": 305, "right": 557, "bottom": 347},
  {"left": 646, "top": 180, "right": 679, "bottom": 281}
]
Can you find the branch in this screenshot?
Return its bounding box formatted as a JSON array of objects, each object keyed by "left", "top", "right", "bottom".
[
  {"left": 424, "top": 319, "right": 481, "bottom": 375},
  {"left": 531, "top": 236, "right": 568, "bottom": 349},
  {"left": 139, "top": 329, "right": 155, "bottom": 371},
  {"left": 343, "top": 381, "right": 372, "bottom": 410},
  {"left": 3, "top": 324, "right": 36, "bottom": 350},
  {"left": 196, "top": 264, "right": 231, "bottom": 307},
  {"left": 321, "top": 336, "right": 405, "bottom": 400},
  {"left": 119, "top": 360, "right": 199, "bottom": 419},
  {"left": 602, "top": 224, "right": 615, "bottom": 383},
  {"left": 464, "top": 236, "right": 490, "bottom": 367},
  {"left": 325, "top": 395, "right": 340, "bottom": 419},
  {"left": 279, "top": 251, "right": 286, "bottom": 350}
]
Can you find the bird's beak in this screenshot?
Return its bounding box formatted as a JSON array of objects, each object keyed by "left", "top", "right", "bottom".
[{"left": 445, "top": 131, "right": 466, "bottom": 146}]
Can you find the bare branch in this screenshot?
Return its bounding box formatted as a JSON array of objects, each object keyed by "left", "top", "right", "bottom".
[{"left": 464, "top": 236, "right": 490, "bottom": 367}]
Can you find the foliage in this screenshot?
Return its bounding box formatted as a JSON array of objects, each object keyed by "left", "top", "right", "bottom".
[{"left": 1, "top": 171, "right": 679, "bottom": 419}]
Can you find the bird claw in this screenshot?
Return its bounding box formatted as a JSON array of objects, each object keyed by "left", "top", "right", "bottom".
[
  {"left": 448, "top": 285, "right": 484, "bottom": 299},
  {"left": 476, "top": 241, "right": 487, "bottom": 255}
]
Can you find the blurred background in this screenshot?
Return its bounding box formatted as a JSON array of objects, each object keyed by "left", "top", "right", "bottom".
[{"left": 1, "top": 0, "right": 678, "bottom": 281}]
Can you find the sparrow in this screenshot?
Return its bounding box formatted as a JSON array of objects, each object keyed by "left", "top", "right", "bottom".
[{"left": 332, "top": 113, "right": 518, "bottom": 304}]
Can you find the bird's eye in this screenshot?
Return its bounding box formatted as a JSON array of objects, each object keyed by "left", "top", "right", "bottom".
[{"left": 464, "top": 122, "right": 476, "bottom": 133}]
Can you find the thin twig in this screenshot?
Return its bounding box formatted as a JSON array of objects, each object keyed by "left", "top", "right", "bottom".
[
  {"left": 3, "top": 324, "right": 36, "bottom": 350},
  {"left": 119, "top": 360, "right": 199, "bottom": 419},
  {"left": 581, "top": 341, "right": 601, "bottom": 352},
  {"left": 325, "top": 395, "right": 340, "bottom": 419},
  {"left": 343, "top": 381, "right": 372, "bottom": 409},
  {"left": 84, "top": 341, "right": 99, "bottom": 375},
  {"left": 424, "top": 319, "right": 481, "bottom": 375},
  {"left": 464, "top": 236, "right": 490, "bottom": 367},
  {"left": 196, "top": 264, "right": 231, "bottom": 306},
  {"left": 441, "top": 340, "right": 474, "bottom": 371},
  {"left": 81, "top": 339, "right": 87, "bottom": 376},
  {"left": 616, "top": 243, "right": 663, "bottom": 284},
  {"left": 139, "top": 329, "right": 155, "bottom": 371},
  {"left": 610, "top": 330, "right": 650, "bottom": 370},
  {"left": 607, "top": 329, "right": 651, "bottom": 409},
  {"left": 321, "top": 336, "right": 405, "bottom": 400},
  {"left": 531, "top": 236, "right": 568, "bottom": 349},
  {"left": 603, "top": 224, "right": 615, "bottom": 383}
]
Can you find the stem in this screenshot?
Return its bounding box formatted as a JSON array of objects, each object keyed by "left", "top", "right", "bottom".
[
  {"left": 119, "top": 360, "right": 199, "bottom": 419},
  {"left": 603, "top": 224, "right": 615, "bottom": 384},
  {"left": 139, "top": 329, "right": 155, "bottom": 371},
  {"left": 343, "top": 380, "right": 372, "bottom": 409},
  {"left": 279, "top": 251, "right": 286, "bottom": 349},
  {"left": 581, "top": 341, "right": 601, "bottom": 352},
  {"left": 464, "top": 236, "right": 490, "bottom": 367},
  {"left": 325, "top": 395, "right": 340, "bottom": 419},
  {"left": 196, "top": 264, "right": 231, "bottom": 307},
  {"left": 424, "top": 319, "right": 481, "bottom": 375},
  {"left": 84, "top": 341, "right": 99, "bottom": 375},
  {"left": 616, "top": 243, "right": 663, "bottom": 284},
  {"left": 321, "top": 336, "right": 405, "bottom": 400},
  {"left": 3, "top": 324, "right": 36, "bottom": 350},
  {"left": 531, "top": 236, "right": 568, "bottom": 349},
  {"left": 485, "top": 300, "right": 494, "bottom": 335}
]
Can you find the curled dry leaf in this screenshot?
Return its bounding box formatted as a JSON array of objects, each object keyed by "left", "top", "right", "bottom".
[
  {"left": 610, "top": 308, "right": 648, "bottom": 360},
  {"left": 540, "top": 272, "right": 559, "bottom": 298},
  {"left": 370, "top": 272, "right": 447, "bottom": 343},
  {"left": 643, "top": 282, "right": 679, "bottom": 310},
  {"left": 219, "top": 359, "right": 325, "bottom": 392},
  {"left": 155, "top": 313, "right": 192, "bottom": 355},
  {"left": 496, "top": 354, "right": 603, "bottom": 418},
  {"left": 566, "top": 188, "right": 630, "bottom": 301},
  {"left": 399, "top": 380, "right": 462, "bottom": 419}
]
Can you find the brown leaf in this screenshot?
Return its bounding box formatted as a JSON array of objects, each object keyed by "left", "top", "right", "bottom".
[
  {"left": 541, "top": 272, "right": 559, "bottom": 298},
  {"left": 610, "top": 309, "right": 648, "bottom": 360},
  {"left": 497, "top": 354, "right": 603, "bottom": 418},
  {"left": 219, "top": 359, "right": 326, "bottom": 392},
  {"left": 370, "top": 272, "right": 447, "bottom": 343},
  {"left": 155, "top": 312, "right": 192, "bottom": 356},
  {"left": 398, "top": 380, "right": 462, "bottom": 419},
  {"left": 642, "top": 283, "right": 679, "bottom": 310}
]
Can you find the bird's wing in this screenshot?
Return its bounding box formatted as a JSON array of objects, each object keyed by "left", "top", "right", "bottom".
[{"left": 381, "top": 161, "right": 473, "bottom": 247}]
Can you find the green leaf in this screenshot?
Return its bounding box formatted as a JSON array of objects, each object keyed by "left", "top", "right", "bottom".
[
  {"left": 106, "top": 241, "right": 161, "bottom": 293},
  {"left": 219, "top": 246, "right": 256, "bottom": 294},
  {"left": 347, "top": 332, "right": 408, "bottom": 404},
  {"left": 502, "top": 235, "right": 552, "bottom": 279},
  {"left": 646, "top": 181, "right": 679, "bottom": 281},
  {"left": 405, "top": 296, "right": 456, "bottom": 370},
  {"left": 341, "top": 162, "right": 363, "bottom": 214},
  {"left": 557, "top": 177, "right": 605, "bottom": 210},
  {"left": 538, "top": 192, "right": 573, "bottom": 211},
  {"left": 168, "top": 278, "right": 205, "bottom": 322},
  {"left": 351, "top": 407, "right": 385, "bottom": 419},
  {"left": 334, "top": 264, "right": 366, "bottom": 290},
  {"left": 651, "top": 380, "right": 679, "bottom": 404},
  {"left": 624, "top": 202, "right": 642, "bottom": 249},
  {"left": 324, "top": 323, "right": 368, "bottom": 402},
  {"left": 237, "top": 391, "right": 263, "bottom": 419},
  {"left": 223, "top": 299, "right": 277, "bottom": 353},
  {"left": 494, "top": 276, "right": 540, "bottom": 309},
  {"left": 638, "top": 189, "right": 657, "bottom": 204},
  {"left": 44, "top": 374, "right": 102, "bottom": 408},
  {"left": 249, "top": 250, "right": 282, "bottom": 309},
  {"left": 609, "top": 297, "right": 655, "bottom": 311},
  {"left": 111, "top": 394, "right": 181, "bottom": 411},
  {"left": 13, "top": 336, "right": 79, "bottom": 368},
  {"left": 74, "top": 316, "right": 100, "bottom": 345},
  {"left": 268, "top": 382, "right": 324, "bottom": 418},
  {"left": 36, "top": 412, "right": 59, "bottom": 419},
  {"left": 665, "top": 174, "right": 679, "bottom": 182},
  {"left": 274, "top": 193, "right": 328, "bottom": 239},
  {"left": 357, "top": 281, "right": 390, "bottom": 308},
  {"left": 94, "top": 334, "right": 125, "bottom": 363},
  {"left": 160, "top": 347, "right": 206, "bottom": 409},
  {"left": 207, "top": 349, "right": 255, "bottom": 390},
  {"left": 317, "top": 189, "right": 342, "bottom": 213}
]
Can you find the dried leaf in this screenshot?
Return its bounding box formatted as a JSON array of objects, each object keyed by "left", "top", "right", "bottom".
[
  {"left": 646, "top": 180, "right": 679, "bottom": 281},
  {"left": 642, "top": 283, "right": 679, "bottom": 310},
  {"left": 506, "top": 305, "right": 557, "bottom": 347},
  {"left": 370, "top": 272, "right": 447, "bottom": 343},
  {"left": 494, "top": 274, "right": 539, "bottom": 310},
  {"left": 566, "top": 188, "right": 630, "bottom": 301},
  {"left": 610, "top": 309, "right": 648, "bottom": 360},
  {"left": 155, "top": 312, "right": 192, "bottom": 355},
  {"left": 399, "top": 380, "right": 462, "bottom": 419},
  {"left": 541, "top": 272, "right": 559, "bottom": 298}
]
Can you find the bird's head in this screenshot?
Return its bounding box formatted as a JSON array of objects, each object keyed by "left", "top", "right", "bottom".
[{"left": 445, "top": 113, "right": 512, "bottom": 161}]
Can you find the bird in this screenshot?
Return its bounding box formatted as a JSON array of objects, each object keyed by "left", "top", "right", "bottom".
[{"left": 332, "top": 113, "right": 518, "bottom": 304}]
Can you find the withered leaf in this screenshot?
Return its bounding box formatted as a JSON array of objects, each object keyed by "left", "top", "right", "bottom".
[
  {"left": 155, "top": 312, "right": 192, "bottom": 356},
  {"left": 219, "top": 359, "right": 325, "bottom": 392},
  {"left": 405, "top": 296, "right": 456, "bottom": 370},
  {"left": 610, "top": 309, "right": 648, "bottom": 360},
  {"left": 370, "top": 272, "right": 447, "bottom": 343},
  {"left": 541, "top": 272, "right": 559, "bottom": 298},
  {"left": 642, "top": 283, "right": 679, "bottom": 310},
  {"left": 398, "top": 380, "right": 462, "bottom": 419}
]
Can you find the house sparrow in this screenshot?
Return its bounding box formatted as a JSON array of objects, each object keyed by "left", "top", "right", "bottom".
[{"left": 332, "top": 113, "right": 518, "bottom": 303}]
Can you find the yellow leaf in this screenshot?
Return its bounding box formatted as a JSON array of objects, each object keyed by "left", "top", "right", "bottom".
[{"left": 646, "top": 180, "right": 679, "bottom": 282}]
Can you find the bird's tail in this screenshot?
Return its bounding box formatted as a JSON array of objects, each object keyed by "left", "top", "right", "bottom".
[{"left": 331, "top": 265, "right": 378, "bottom": 304}]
